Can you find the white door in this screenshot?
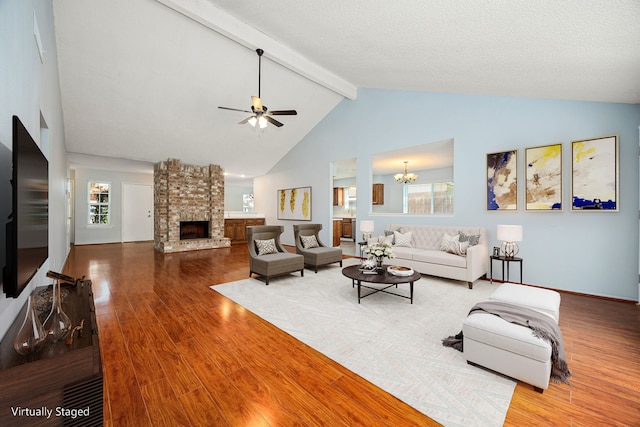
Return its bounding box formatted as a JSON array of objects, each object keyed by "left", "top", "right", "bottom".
[{"left": 122, "top": 183, "right": 153, "bottom": 242}]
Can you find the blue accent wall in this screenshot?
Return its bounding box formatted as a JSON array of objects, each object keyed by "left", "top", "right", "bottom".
[{"left": 255, "top": 88, "right": 640, "bottom": 301}]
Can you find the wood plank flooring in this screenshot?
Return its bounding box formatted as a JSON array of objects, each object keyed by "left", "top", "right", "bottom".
[{"left": 62, "top": 242, "right": 640, "bottom": 426}]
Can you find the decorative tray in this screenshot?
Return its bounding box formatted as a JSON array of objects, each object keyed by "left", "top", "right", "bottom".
[{"left": 387, "top": 266, "right": 414, "bottom": 276}]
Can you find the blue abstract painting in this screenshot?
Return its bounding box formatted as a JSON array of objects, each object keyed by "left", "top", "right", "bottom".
[
  {"left": 487, "top": 150, "right": 517, "bottom": 211},
  {"left": 571, "top": 136, "right": 618, "bottom": 211}
]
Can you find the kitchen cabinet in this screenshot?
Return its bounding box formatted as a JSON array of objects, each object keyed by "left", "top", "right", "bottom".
[
  {"left": 342, "top": 218, "right": 353, "bottom": 239},
  {"left": 332, "top": 219, "right": 341, "bottom": 247},
  {"left": 372, "top": 183, "right": 384, "bottom": 205},
  {"left": 224, "top": 218, "right": 265, "bottom": 244},
  {"left": 333, "top": 187, "right": 344, "bottom": 206}
]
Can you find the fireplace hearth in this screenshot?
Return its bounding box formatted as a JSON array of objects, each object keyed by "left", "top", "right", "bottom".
[{"left": 180, "top": 221, "right": 209, "bottom": 240}]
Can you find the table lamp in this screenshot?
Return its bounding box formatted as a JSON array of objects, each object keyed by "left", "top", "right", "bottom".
[
  {"left": 360, "top": 220, "right": 375, "bottom": 243},
  {"left": 497, "top": 225, "right": 522, "bottom": 258}
]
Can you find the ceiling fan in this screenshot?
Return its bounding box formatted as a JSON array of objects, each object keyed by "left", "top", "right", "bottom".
[{"left": 218, "top": 48, "right": 297, "bottom": 128}]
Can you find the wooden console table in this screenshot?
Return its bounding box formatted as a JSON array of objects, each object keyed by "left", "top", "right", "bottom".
[{"left": 0, "top": 280, "right": 102, "bottom": 426}]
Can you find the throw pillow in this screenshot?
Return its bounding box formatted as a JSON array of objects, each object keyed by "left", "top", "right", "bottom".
[
  {"left": 300, "top": 234, "right": 319, "bottom": 249},
  {"left": 441, "top": 233, "right": 468, "bottom": 255},
  {"left": 458, "top": 231, "right": 480, "bottom": 246},
  {"left": 447, "top": 240, "right": 469, "bottom": 256},
  {"left": 384, "top": 229, "right": 397, "bottom": 244},
  {"left": 393, "top": 230, "right": 412, "bottom": 247},
  {"left": 255, "top": 238, "right": 278, "bottom": 255},
  {"left": 369, "top": 234, "right": 394, "bottom": 246},
  {"left": 440, "top": 233, "right": 460, "bottom": 251}
]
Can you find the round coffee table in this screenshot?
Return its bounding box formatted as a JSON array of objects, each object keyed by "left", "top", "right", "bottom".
[{"left": 342, "top": 264, "right": 421, "bottom": 304}]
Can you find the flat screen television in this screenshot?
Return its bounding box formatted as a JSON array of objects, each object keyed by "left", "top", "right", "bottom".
[{"left": 3, "top": 116, "right": 49, "bottom": 298}]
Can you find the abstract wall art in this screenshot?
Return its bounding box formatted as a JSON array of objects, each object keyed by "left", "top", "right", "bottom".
[
  {"left": 487, "top": 150, "right": 517, "bottom": 211},
  {"left": 571, "top": 135, "right": 618, "bottom": 211},
  {"left": 525, "top": 143, "right": 562, "bottom": 211},
  {"left": 277, "top": 186, "right": 312, "bottom": 220}
]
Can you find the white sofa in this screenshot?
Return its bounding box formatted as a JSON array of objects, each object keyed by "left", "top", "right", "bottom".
[{"left": 382, "top": 224, "right": 489, "bottom": 289}]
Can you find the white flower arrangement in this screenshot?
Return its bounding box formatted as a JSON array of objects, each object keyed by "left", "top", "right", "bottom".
[{"left": 363, "top": 242, "right": 397, "bottom": 261}]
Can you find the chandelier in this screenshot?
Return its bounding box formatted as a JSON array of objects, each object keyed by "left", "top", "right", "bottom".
[{"left": 394, "top": 161, "right": 418, "bottom": 184}]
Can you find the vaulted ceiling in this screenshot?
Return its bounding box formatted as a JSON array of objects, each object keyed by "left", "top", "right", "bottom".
[{"left": 53, "top": 0, "right": 640, "bottom": 182}]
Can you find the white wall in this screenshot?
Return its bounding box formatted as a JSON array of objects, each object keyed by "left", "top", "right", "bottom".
[
  {"left": 0, "top": 0, "right": 69, "bottom": 339},
  {"left": 224, "top": 184, "right": 253, "bottom": 211},
  {"left": 255, "top": 89, "right": 640, "bottom": 301},
  {"left": 73, "top": 168, "right": 153, "bottom": 245}
]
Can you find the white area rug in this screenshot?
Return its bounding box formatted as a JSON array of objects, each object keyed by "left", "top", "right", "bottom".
[{"left": 211, "top": 260, "right": 515, "bottom": 427}]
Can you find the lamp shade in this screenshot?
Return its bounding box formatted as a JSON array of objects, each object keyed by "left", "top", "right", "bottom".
[
  {"left": 497, "top": 225, "right": 522, "bottom": 242},
  {"left": 360, "top": 220, "right": 375, "bottom": 233}
]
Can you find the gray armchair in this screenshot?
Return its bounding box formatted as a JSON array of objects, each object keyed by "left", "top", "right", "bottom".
[
  {"left": 293, "top": 224, "right": 343, "bottom": 273},
  {"left": 247, "top": 225, "right": 304, "bottom": 285}
]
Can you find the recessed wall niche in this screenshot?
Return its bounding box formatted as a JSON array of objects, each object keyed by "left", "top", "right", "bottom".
[{"left": 371, "top": 139, "right": 454, "bottom": 214}]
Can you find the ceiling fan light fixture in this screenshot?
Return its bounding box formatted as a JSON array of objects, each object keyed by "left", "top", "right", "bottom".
[
  {"left": 395, "top": 161, "right": 418, "bottom": 184},
  {"left": 218, "top": 48, "right": 297, "bottom": 129}
]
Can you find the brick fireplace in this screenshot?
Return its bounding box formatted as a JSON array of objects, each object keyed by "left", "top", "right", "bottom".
[{"left": 154, "top": 159, "right": 230, "bottom": 253}]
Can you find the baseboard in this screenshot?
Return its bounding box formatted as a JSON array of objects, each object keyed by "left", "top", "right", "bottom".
[{"left": 483, "top": 276, "right": 637, "bottom": 305}]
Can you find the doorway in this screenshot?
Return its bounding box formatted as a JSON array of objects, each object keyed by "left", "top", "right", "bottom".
[
  {"left": 332, "top": 157, "right": 357, "bottom": 256},
  {"left": 122, "top": 183, "right": 153, "bottom": 242}
]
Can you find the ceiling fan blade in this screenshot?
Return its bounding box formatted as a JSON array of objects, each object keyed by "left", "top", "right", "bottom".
[
  {"left": 269, "top": 110, "right": 297, "bottom": 116},
  {"left": 252, "top": 96, "right": 263, "bottom": 112},
  {"left": 219, "top": 106, "right": 253, "bottom": 113},
  {"left": 238, "top": 116, "right": 255, "bottom": 125},
  {"left": 265, "top": 116, "right": 284, "bottom": 127}
]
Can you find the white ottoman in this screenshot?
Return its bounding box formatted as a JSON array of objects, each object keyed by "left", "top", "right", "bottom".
[
  {"left": 489, "top": 282, "right": 561, "bottom": 322},
  {"left": 463, "top": 312, "right": 552, "bottom": 392}
]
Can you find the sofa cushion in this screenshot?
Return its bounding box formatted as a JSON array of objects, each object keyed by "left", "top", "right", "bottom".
[
  {"left": 412, "top": 249, "right": 467, "bottom": 268},
  {"left": 390, "top": 246, "right": 414, "bottom": 260},
  {"left": 252, "top": 252, "right": 304, "bottom": 273}
]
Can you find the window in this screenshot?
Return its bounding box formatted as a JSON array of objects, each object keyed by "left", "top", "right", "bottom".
[
  {"left": 88, "top": 182, "right": 110, "bottom": 225},
  {"left": 242, "top": 193, "right": 254, "bottom": 212},
  {"left": 405, "top": 182, "right": 454, "bottom": 214}
]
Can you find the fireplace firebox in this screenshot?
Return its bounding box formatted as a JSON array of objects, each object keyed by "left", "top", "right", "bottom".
[{"left": 180, "top": 221, "right": 209, "bottom": 240}]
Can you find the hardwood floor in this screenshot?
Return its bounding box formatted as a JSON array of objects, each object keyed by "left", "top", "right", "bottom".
[{"left": 62, "top": 242, "right": 640, "bottom": 426}]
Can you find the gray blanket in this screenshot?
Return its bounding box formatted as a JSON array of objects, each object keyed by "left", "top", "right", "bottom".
[{"left": 443, "top": 300, "right": 572, "bottom": 385}]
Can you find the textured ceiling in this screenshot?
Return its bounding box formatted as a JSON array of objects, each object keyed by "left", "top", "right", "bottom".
[
  {"left": 54, "top": 0, "right": 640, "bottom": 182},
  {"left": 209, "top": 0, "right": 640, "bottom": 103}
]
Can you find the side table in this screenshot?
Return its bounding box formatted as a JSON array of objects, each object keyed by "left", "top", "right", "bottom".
[{"left": 489, "top": 256, "right": 523, "bottom": 284}]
